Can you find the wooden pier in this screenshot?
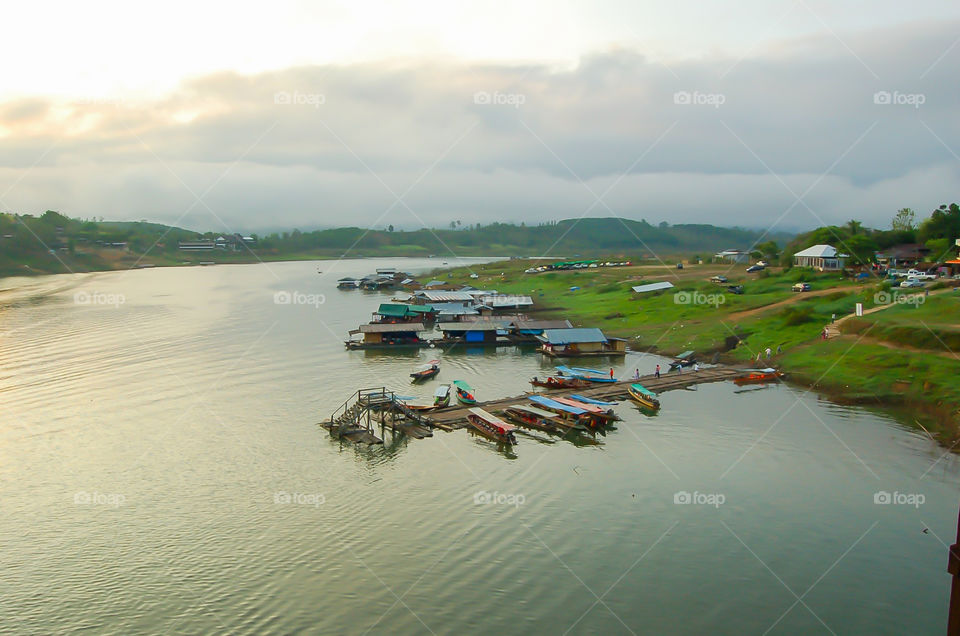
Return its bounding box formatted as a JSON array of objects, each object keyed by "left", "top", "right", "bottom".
[{"left": 426, "top": 365, "right": 750, "bottom": 428}]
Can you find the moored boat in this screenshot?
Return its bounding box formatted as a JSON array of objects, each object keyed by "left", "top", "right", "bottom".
[
  {"left": 557, "top": 366, "right": 618, "bottom": 383},
  {"left": 628, "top": 383, "right": 661, "bottom": 411},
  {"left": 467, "top": 408, "right": 518, "bottom": 444},
  {"left": 569, "top": 394, "right": 618, "bottom": 406},
  {"left": 552, "top": 396, "right": 618, "bottom": 422},
  {"left": 410, "top": 359, "right": 440, "bottom": 382},
  {"left": 529, "top": 375, "right": 591, "bottom": 389},
  {"left": 669, "top": 350, "right": 696, "bottom": 370},
  {"left": 734, "top": 368, "right": 783, "bottom": 385},
  {"left": 527, "top": 395, "right": 593, "bottom": 431},
  {"left": 434, "top": 384, "right": 451, "bottom": 408},
  {"left": 502, "top": 404, "right": 566, "bottom": 433},
  {"left": 453, "top": 380, "right": 477, "bottom": 405}
]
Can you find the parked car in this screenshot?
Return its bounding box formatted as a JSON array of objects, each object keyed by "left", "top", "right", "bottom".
[
  {"left": 906, "top": 269, "right": 937, "bottom": 281},
  {"left": 710, "top": 275, "right": 728, "bottom": 283},
  {"left": 676, "top": 263, "right": 684, "bottom": 270},
  {"left": 727, "top": 285, "right": 744, "bottom": 295},
  {"left": 900, "top": 278, "right": 925, "bottom": 288},
  {"left": 792, "top": 282, "right": 811, "bottom": 292},
  {"left": 746, "top": 265, "right": 764, "bottom": 273}
]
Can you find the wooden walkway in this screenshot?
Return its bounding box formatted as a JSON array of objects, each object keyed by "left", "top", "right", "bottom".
[{"left": 427, "top": 365, "right": 750, "bottom": 428}]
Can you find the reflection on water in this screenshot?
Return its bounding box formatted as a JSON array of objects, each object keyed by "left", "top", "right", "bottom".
[{"left": 1, "top": 258, "right": 958, "bottom": 635}]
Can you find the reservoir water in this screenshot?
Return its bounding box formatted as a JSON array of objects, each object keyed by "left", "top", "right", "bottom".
[{"left": 1, "top": 257, "right": 957, "bottom": 634}]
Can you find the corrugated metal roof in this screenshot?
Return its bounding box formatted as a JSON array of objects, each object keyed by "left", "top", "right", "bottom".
[
  {"left": 438, "top": 322, "right": 500, "bottom": 331},
  {"left": 794, "top": 244, "right": 849, "bottom": 258},
  {"left": 415, "top": 290, "right": 475, "bottom": 302},
  {"left": 511, "top": 319, "right": 573, "bottom": 330},
  {"left": 358, "top": 323, "right": 426, "bottom": 333},
  {"left": 485, "top": 294, "right": 534, "bottom": 307},
  {"left": 631, "top": 281, "right": 675, "bottom": 294},
  {"left": 538, "top": 328, "right": 608, "bottom": 344}
]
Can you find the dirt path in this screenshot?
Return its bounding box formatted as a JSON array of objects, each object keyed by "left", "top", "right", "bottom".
[
  {"left": 833, "top": 334, "right": 959, "bottom": 359},
  {"left": 727, "top": 285, "right": 867, "bottom": 322}
]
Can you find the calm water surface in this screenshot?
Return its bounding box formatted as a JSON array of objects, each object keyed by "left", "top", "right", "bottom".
[{"left": 1, "top": 258, "right": 958, "bottom": 635}]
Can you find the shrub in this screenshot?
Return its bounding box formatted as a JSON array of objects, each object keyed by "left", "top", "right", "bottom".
[{"left": 781, "top": 305, "right": 815, "bottom": 326}]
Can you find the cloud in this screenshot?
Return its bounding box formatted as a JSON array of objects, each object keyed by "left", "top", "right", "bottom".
[{"left": 0, "top": 19, "right": 958, "bottom": 232}]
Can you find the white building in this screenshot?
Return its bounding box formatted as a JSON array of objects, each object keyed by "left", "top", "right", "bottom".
[{"left": 793, "top": 245, "right": 848, "bottom": 271}]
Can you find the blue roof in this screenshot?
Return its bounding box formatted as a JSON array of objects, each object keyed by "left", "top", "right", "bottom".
[
  {"left": 529, "top": 395, "right": 586, "bottom": 415},
  {"left": 538, "top": 328, "right": 607, "bottom": 345}
]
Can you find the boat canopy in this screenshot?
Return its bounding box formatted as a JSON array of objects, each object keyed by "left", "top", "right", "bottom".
[
  {"left": 569, "top": 395, "right": 618, "bottom": 406},
  {"left": 528, "top": 395, "right": 586, "bottom": 415},
  {"left": 570, "top": 366, "right": 609, "bottom": 376},
  {"left": 468, "top": 408, "right": 516, "bottom": 433},
  {"left": 631, "top": 384, "right": 657, "bottom": 398},
  {"left": 675, "top": 351, "right": 695, "bottom": 360},
  {"left": 434, "top": 384, "right": 450, "bottom": 397},
  {"left": 554, "top": 366, "right": 585, "bottom": 378},
  {"left": 507, "top": 404, "right": 560, "bottom": 419},
  {"left": 453, "top": 380, "right": 473, "bottom": 391}
]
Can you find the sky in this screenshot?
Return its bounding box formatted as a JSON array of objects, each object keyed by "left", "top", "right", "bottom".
[{"left": 0, "top": 0, "right": 958, "bottom": 233}]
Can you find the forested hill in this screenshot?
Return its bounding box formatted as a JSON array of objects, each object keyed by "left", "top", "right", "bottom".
[{"left": 0, "top": 211, "right": 790, "bottom": 276}]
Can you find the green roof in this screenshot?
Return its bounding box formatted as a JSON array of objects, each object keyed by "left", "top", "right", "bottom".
[
  {"left": 377, "top": 303, "right": 414, "bottom": 318},
  {"left": 407, "top": 305, "right": 435, "bottom": 313}
]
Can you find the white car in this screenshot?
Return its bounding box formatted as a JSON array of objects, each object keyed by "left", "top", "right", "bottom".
[{"left": 900, "top": 278, "right": 925, "bottom": 288}]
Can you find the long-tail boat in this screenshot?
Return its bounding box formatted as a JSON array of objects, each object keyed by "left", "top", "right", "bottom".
[
  {"left": 502, "top": 404, "right": 570, "bottom": 433},
  {"left": 569, "top": 394, "right": 618, "bottom": 406},
  {"left": 628, "top": 383, "right": 661, "bottom": 412},
  {"left": 529, "top": 375, "right": 591, "bottom": 389},
  {"left": 527, "top": 395, "right": 598, "bottom": 430},
  {"left": 410, "top": 359, "right": 440, "bottom": 382},
  {"left": 433, "top": 384, "right": 451, "bottom": 408},
  {"left": 557, "top": 366, "right": 618, "bottom": 383},
  {"left": 453, "top": 380, "right": 477, "bottom": 405},
  {"left": 467, "top": 408, "right": 518, "bottom": 444},
  {"left": 552, "top": 396, "right": 618, "bottom": 422},
  {"left": 733, "top": 368, "right": 783, "bottom": 385}
]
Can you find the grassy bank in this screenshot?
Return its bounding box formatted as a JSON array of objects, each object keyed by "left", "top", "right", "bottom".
[{"left": 438, "top": 259, "right": 960, "bottom": 445}]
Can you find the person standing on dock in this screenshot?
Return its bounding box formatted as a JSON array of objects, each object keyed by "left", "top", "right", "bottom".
[
  {"left": 633, "top": 368, "right": 640, "bottom": 380},
  {"left": 655, "top": 364, "right": 660, "bottom": 378},
  {"left": 609, "top": 368, "right": 614, "bottom": 380},
  {"left": 693, "top": 362, "right": 700, "bottom": 372}
]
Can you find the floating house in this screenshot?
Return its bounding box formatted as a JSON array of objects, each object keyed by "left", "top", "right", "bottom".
[
  {"left": 793, "top": 245, "right": 848, "bottom": 271},
  {"left": 431, "top": 302, "right": 479, "bottom": 321},
  {"left": 509, "top": 319, "right": 573, "bottom": 341},
  {"left": 359, "top": 275, "right": 396, "bottom": 290},
  {"left": 411, "top": 290, "right": 476, "bottom": 305},
  {"left": 337, "top": 277, "right": 359, "bottom": 289},
  {"left": 372, "top": 303, "right": 435, "bottom": 323},
  {"left": 437, "top": 322, "right": 502, "bottom": 345},
  {"left": 537, "top": 328, "right": 627, "bottom": 357},
  {"left": 346, "top": 323, "right": 428, "bottom": 349}
]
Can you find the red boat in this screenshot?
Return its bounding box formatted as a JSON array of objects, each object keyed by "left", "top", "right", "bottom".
[
  {"left": 502, "top": 405, "right": 568, "bottom": 433},
  {"left": 529, "top": 376, "right": 591, "bottom": 389},
  {"left": 467, "top": 408, "right": 518, "bottom": 444},
  {"left": 734, "top": 368, "right": 783, "bottom": 385}
]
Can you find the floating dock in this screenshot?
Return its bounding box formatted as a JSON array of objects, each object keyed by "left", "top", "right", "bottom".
[{"left": 427, "top": 365, "right": 747, "bottom": 427}]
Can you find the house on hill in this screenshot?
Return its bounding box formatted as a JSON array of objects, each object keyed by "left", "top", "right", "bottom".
[
  {"left": 875, "top": 244, "right": 931, "bottom": 269},
  {"left": 793, "top": 245, "right": 848, "bottom": 271}
]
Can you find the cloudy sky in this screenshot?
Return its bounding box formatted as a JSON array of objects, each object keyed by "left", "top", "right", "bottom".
[{"left": 1, "top": 0, "right": 958, "bottom": 233}]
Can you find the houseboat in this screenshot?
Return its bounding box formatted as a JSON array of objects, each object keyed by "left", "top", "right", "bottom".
[
  {"left": 337, "top": 277, "right": 359, "bottom": 289},
  {"left": 537, "top": 328, "right": 627, "bottom": 357},
  {"left": 345, "top": 323, "right": 428, "bottom": 349}
]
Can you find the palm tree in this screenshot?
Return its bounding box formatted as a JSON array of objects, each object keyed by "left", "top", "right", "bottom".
[{"left": 846, "top": 220, "right": 863, "bottom": 235}]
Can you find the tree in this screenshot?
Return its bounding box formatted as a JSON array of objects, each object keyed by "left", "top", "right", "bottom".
[
  {"left": 842, "top": 234, "right": 878, "bottom": 267},
  {"left": 755, "top": 240, "right": 779, "bottom": 261},
  {"left": 449, "top": 221, "right": 456, "bottom": 230},
  {"left": 892, "top": 208, "right": 916, "bottom": 232},
  {"left": 919, "top": 203, "right": 960, "bottom": 244},
  {"left": 387, "top": 224, "right": 394, "bottom": 232},
  {"left": 846, "top": 220, "right": 863, "bottom": 235}
]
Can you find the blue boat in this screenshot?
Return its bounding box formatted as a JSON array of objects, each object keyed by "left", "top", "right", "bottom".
[
  {"left": 569, "top": 394, "right": 618, "bottom": 406},
  {"left": 566, "top": 366, "right": 618, "bottom": 383},
  {"left": 527, "top": 396, "right": 589, "bottom": 430}
]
